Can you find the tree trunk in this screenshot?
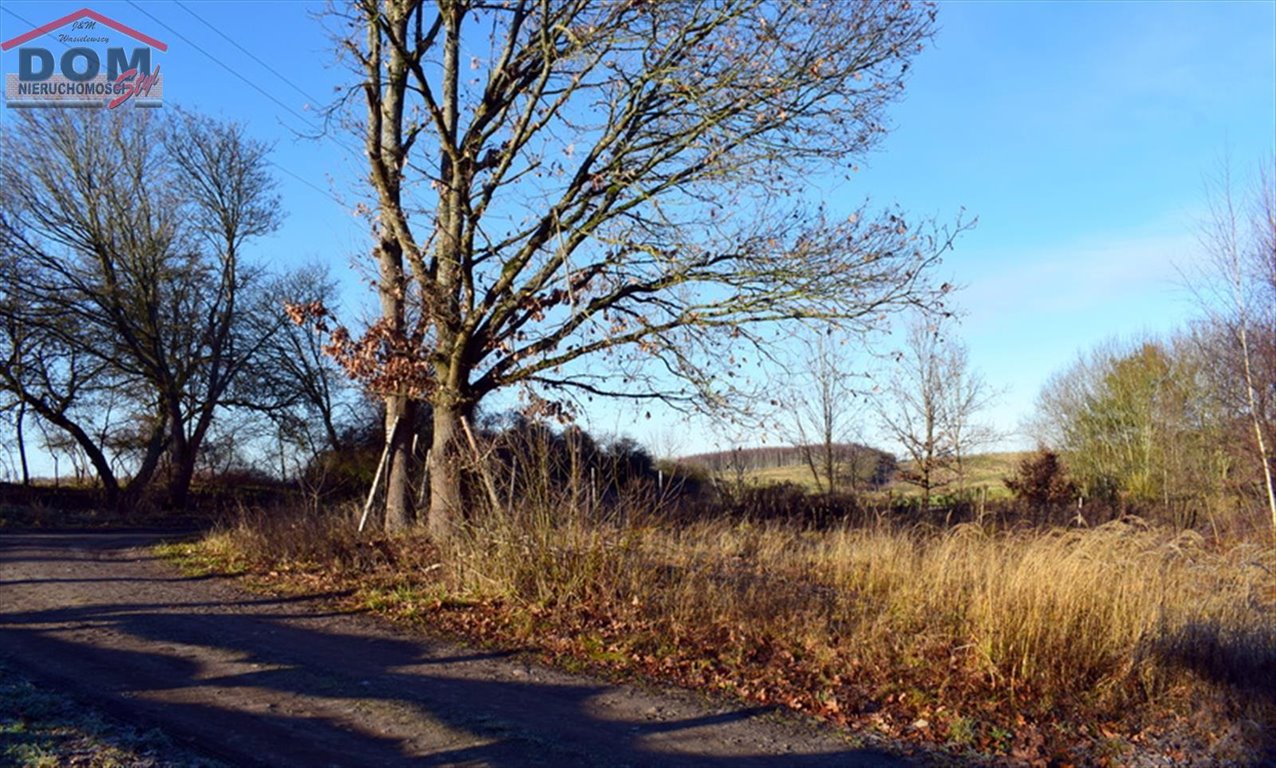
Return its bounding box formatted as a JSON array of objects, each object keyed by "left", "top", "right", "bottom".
[
  {"left": 168, "top": 459, "right": 196, "bottom": 510},
  {"left": 168, "top": 411, "right": 221, "bottom": 512},
  {"left": 801, "top": 444, "right": 824, "bottom": 494},
  {"left": 166, "top": 396, "right": 212, "bottom": 511},
  {"left": 383, "top": 393, "right": 417, "bottom": 532},
  {"left": 1236, "top": 322, "right": 1276, "bottom": 539},
  {"left": 823, "top": 432, "right": 836, "bottom": 495},
  {"left": 167, "top": 425, "right": 195, "bottom": 511},
  {"left": 15, "top": 399, "right": 29, "bottom": 486},
  {"left": 121, "top": 419, "right": 169, "bottom": 511},
  {"left": 23, "top": 398, "right": 122, "bottom": 506},
  {"left": 427, "top": 399, "right": 466, "bottom": 542},
  {"left": 361, "top": 0, "right": 417, "bottom": 533}
]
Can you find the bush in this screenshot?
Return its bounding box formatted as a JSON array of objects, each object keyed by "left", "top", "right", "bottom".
[{"left": 1004, "top": 448, "right": 1077, "bottom": 509}]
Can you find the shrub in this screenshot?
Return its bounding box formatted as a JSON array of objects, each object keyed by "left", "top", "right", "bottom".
[{"left": 1004, "top": 448, "right": 1077, "bottom": 509}]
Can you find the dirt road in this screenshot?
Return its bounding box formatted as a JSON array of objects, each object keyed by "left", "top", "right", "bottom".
[{"left": 0, "top": 531, "right": 913, "bottom": 767}]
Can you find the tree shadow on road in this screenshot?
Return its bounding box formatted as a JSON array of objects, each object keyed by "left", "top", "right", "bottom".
[
  {"left": 0, "top": 535, "right": 915, "bottom": 767},
  {"left": 1147, "top": 622, "right": 1276, "bottom": 768}
]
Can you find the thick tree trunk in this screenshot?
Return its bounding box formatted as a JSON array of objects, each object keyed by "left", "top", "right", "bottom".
[
  {"left": 167, "top": 425, "right": 196, "bottom": 512},
  {"left": 361, "top": 0, "right": 417, "bottom": 533},
  {"left": 121, "top": 419, "right": 168, "bottom": 511},
  {"left": 383, "top": 394, "right": 417, "bottom": 532},
  {"left": 168, "top": 416, "right": 220, "bottom": 512},
  {"left": 169, "top": 457, "right": 195, "bottom": 510},
  {"left": 427, "top": 399, "right": 467, "bottom": 542},
  {"left": 165, "top": 399, "right": 210, "bottom": 511}
]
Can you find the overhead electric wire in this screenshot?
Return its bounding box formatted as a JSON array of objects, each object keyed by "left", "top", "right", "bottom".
[
  {"left": 1, "top": 5, "right": 353, "bottom": 209},
  {"left": 174, "top": 0, "right": 324, "bottom": 109},
  {"left": 270, "top": 164, "right": 350, "bottom": 208},
  {"left": 123, "top": 0, "right": 309, "bottom": 127},
  {"left": 123, "top": 1, "right": 363, "bottom": 161},
  {"left": 118, "top": 1, "right": 364, "bottom": 205},
  {"left": 132, "top": 2, "right": 459, "bottom": 221}
]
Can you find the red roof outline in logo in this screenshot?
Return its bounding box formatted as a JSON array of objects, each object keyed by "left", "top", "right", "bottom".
[{"left": 1, "top": 8, "right": 167, "bottom": 52}]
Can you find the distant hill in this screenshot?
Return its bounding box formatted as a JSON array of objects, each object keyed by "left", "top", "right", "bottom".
[
  {"left": 681, "top": 443, "right": 897, "bottom": 490},
  {"left": 679, "top": 447, "right": 1032, "bottom": 498}
]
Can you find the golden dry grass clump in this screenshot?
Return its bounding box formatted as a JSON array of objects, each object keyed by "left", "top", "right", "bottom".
[{"left": 453, "top": 510, "right": 1272, "bottom": 687}]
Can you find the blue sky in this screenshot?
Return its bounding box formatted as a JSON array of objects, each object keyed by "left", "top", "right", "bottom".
[
  {"left": 849, "top": 0, "right": 1276, "bottom": 453},
  {"left": 2, "top": 0, "right": 1274, "bottom": 464}
]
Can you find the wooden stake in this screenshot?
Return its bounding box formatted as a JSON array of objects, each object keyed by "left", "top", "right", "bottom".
[
  {"left": 358, "top": 416, "right": 399, "bottom": 532},
  {"left": 417, "top": 449, "right": 431, "bottom": 508},
  {"left": 460, "top": 415, "right": 504, "bottom": 516}
]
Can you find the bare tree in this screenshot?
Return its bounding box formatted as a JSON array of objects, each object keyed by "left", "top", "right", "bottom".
[
  {"left": 0, "top": 386, "right": 30, "bottom": 485},
  {"left": 784, "top": 331, "right": 867, "bottom": 494},
  {"left": 318, "top": 0, "right": 967, "bottom": 537},
  {"left": 0, "top": 108, "right": 280, "bottom": 509},
  {"left": 876, "top": 317, "right": 949, "bottom": 508},
  {"left": 236, "top": 266, "right": 359, "bottom": 466},
  {"left": 0, "top": 192, "right": 152, "bottom": 502},
  {"left": 941, "top": 338, "right": 1000, "bottom": 491},
  {"left": 875, "top": 314, "right": 995, "bottom": 509},
  {"left": 1191, "top": 159, "right": 1276, "bottom": 536}
]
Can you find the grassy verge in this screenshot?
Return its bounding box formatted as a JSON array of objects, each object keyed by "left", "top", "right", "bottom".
[
  {"left": 163, "top": 506, "right": 1276, "bottom": 765},
  {"left": 0, "top": 663, "right": 221, "bottom": 767}
]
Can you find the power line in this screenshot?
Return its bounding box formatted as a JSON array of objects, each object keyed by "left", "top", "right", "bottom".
[
  {"left": 174, "top": 1, "right": 323, "bottom": 109},
  {"left": 1, "top": 7, "right": 54, "bottom": 45},
  {"left": 124, "top": 0, "right": 310, "bottom": 127},
  {"left": 1, "top": 5, "right": 353, "bottom": 209},
  {"left": 120, "top": 0, "right": 368, "bottom": 205},
  {"left": 127, "top": 3, "right": 450, "bottom": 220},
  {"left": 123, "top": 1, "right": 361, "bottom": 159},
  {"left": 270, "top": 162, "right": 350, "bottom": 208}
]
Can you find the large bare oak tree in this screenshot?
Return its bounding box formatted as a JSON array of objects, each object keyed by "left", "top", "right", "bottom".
[{"left": 327, "top": 0, "right": 967, "bottom": 536}]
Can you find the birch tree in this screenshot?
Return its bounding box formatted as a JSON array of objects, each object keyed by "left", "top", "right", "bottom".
[{"left": 1193, "top": 161, "right": 1276, "bottom": 536}]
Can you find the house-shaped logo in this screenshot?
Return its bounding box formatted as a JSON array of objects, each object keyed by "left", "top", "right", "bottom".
[{"left": 2, "top": 7, "right": 166, "bottom": 109}]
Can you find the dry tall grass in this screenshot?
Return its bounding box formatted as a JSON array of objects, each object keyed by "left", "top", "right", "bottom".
[
  {"left": 454, "top": 506, "right": 1273, "bottom": 698},
  {"left": 191, "top": 498, "right": 1276, "bottom": 760}
]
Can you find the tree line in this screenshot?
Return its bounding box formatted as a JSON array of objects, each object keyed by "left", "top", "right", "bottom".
[
  {"left": 0, "top": 109, "right": 359, "bottom": 509},
  {"left": 1025, "top": 165, "right": 1275, "bottom": 533},
  {"left": 6, "top": 1, "right": 1264, "bottom": 542},
  {"left": 682, "top": 443, "right": 896, "bottom": 490}
]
